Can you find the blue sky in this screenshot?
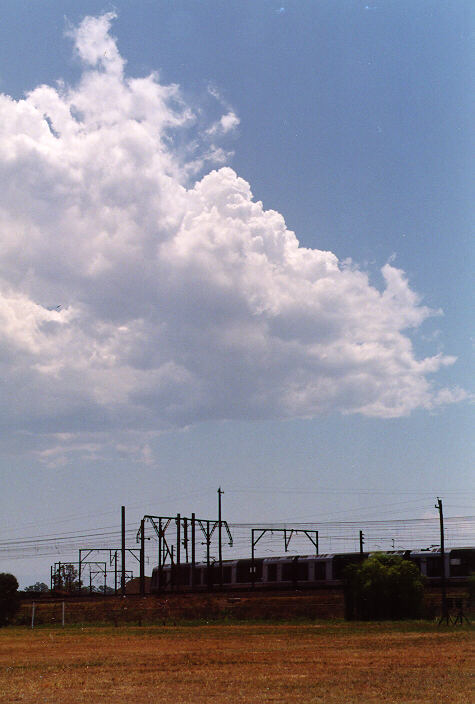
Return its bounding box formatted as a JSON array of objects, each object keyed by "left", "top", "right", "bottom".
[{"left": 0, "top": 1, "right": 472, "bottom": 586}]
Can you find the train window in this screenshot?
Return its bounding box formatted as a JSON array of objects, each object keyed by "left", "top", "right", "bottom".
[
  {"left": 449, "top": 549, "right": 474, "bottom": 577},
  {"left": 314, "top": 562, "right": 326, "bottom": 580},
  {"left": 281, "top": 560, "right": 307, "bottom": 581},
  {"left": 236, "top": 561, "right": 250, "bottom": 582},
  {"left": 237, "top": 559, "right": 262, "bottom": 582},
  {"left": 426, "top": 557, "right": 442, "bottom": 577},
  {"left": 281, "top": 562, "right": 294, "bottom": 581},
  {"left": 266, "top": 564, "right": 277, "bottom": 582},
  {"left": 183, "top": 565, "right": 192, "bottom": 585},
  {"left": 160, "top": 568, "right": 171, "bottom": 588},
  {"left": 174, "top": 564, "right": 191, "bottom": 586},
  {"left": 206, "top": 565, "right": 216, "bottom": 586}
]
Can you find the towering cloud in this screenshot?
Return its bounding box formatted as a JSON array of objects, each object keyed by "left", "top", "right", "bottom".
[{"left": 0, "top": 14, "right": 465, "bottom": 443}]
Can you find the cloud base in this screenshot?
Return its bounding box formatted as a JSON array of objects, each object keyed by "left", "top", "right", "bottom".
[{"left": 0, "top": 14, "right": 467, "bottom": 454}]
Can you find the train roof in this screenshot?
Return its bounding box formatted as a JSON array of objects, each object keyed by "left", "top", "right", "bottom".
[{"left": 152, "top": 546, "right": 474, "bottom": 571}]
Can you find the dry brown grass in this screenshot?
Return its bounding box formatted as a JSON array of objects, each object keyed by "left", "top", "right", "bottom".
[{"left": 0, "top": 622, "right": 472, "bottom": 703}]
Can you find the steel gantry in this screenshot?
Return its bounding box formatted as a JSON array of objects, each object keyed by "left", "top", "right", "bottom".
[
  {"left": 78, "top": 548, "right": 141, "bottom": 594},
  {"left": 136, "top": 513, "right": 233, "bottom": 594},
  {"left": 51, "top": 561, "right": 107, "bottom": 593},
  {"left": 250, "top": 528, "right": 319, "bottom": 588}
]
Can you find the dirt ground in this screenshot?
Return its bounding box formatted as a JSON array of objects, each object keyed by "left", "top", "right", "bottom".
[{"left": 0, "top": 621, "right": 472, "bottom": 703}]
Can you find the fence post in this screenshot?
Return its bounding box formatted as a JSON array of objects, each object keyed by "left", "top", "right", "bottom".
[{"left": 31, "top": 602, "right": 36, "bottom": 629}]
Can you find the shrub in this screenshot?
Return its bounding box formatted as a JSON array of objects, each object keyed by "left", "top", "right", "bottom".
[
  {"left": 344, "top": 553, "right": 424, "bottom": 620},
  {"left": 0, "top": 573, "right": 20, "bottom": 626},
  {"left": 24, "top": 581, "right": 49, "bottom": 593},
  {"left": 467, "top": 573, "right": 475, "bottom": 606}
]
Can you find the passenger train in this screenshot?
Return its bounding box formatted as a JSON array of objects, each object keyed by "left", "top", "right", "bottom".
[{"left": 150, "top": 546, "right": 474, "bottom": 593}]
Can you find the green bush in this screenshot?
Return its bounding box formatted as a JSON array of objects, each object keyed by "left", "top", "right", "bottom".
[
  {"left": 344, "top": 553, "right": 424, "bottom": 621},
  {"left": 0, "top": 573, "right": 20, "bottom": 626}
]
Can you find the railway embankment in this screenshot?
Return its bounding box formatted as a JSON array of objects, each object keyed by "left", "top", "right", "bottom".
[{"left": 14, "top": 584, "right": 471, "bottom": 626}]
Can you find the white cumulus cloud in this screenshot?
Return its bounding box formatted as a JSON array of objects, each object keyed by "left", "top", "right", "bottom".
[
  {"left": 207, "top": 111, "right": 240, "bottom": 136},
  {"left": 0, "top": 14, "right": 467, "bottom": 446}
]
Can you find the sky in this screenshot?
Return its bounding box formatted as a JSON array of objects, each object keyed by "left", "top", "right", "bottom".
[{"left": 0, "top": 1, "right": 473, "bottom": 587}]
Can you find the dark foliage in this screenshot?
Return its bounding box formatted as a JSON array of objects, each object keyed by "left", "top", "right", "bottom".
[
  {"left": 467, "top": 573, "right": 475, "bottom": 606},
  {"left": 344, "top": 553, "right": 424, "bottom": 621},
  {"left": 24, "top": 581, "right": 49, "bottom": 593},
  {"left": 0, "top": 573, "right": 20, "bottom": 626},
  {"left": 53, "top": 564, "right": 79, "bottom": 592}
]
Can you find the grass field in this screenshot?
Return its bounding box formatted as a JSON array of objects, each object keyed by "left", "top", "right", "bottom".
[{"left": 0, "top": 621, "right": 472, "bottom": 703}]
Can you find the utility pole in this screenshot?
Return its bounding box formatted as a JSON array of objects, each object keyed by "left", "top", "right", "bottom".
[
  {"left": 170, "top": 544, "right": 174, "bottom": 587},
  {"left": 251, "top": 529, "right": 256, "bottom": 590},
  {"left": 121, "top": 506, "right": 126, "bottom": 596},
  {"left": 206, "top": 520, "right": 211, "bottom": 591},
  {"left": 139, "top": 518, "right": 145, "bottom": 596},
  {"left": 176, "top": 513, "right": 181, "bottom": 591},
  {"left": 218, "top": 487, "right": 223, "bottom": 589},
  {"left": 436, "top": 497, "right": 448, "bottom": 624},
  {"left": 191, "top": 512, "right": 196, "bottom": 590},
  {"left": 183, "top": 517, "right": 189, "bottom": 562},
  {"left": 158, "top": 517, "right": 163, "bottom": 591}
]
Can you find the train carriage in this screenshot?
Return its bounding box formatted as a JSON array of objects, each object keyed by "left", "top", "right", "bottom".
[{"left": 150, "top": 546, "right": 474, "bottom": 593}]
